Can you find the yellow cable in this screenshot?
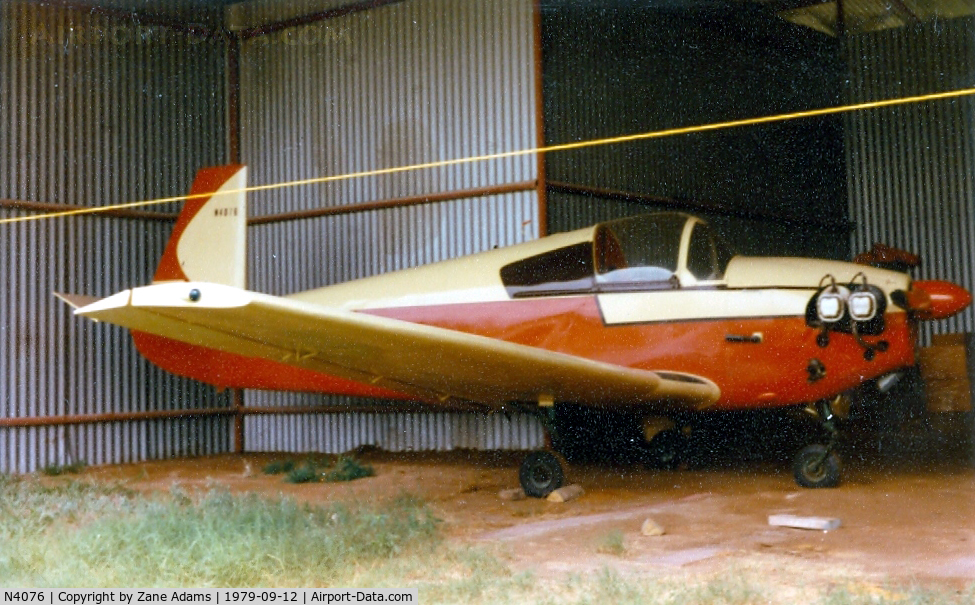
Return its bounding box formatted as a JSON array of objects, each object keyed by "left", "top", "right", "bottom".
[{"left": 3, "top": 86, "right": 975, "bottom": 226}]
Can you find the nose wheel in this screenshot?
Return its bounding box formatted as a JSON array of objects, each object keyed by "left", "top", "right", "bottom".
[
  {"left": 793, "top": 443, "right": 841, "bottom": 488},
  {"left": 793, "top": 397, "right": 844, "bottom": 488}
]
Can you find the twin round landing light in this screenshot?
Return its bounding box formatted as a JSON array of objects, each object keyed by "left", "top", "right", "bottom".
[{"left": 816, "top": 274, "right": 878, "bottom": 324}]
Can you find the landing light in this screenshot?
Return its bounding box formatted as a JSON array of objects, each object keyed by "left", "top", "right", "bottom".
[
  {"left": 848, "top": 291, "right": 877, "bottom": 322},
  {"left": 816, "top": 292, "right": 845, "bottom": 323}
]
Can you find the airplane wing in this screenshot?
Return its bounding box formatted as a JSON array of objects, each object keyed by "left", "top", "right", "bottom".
[{"left": 73, "top": 281, "right": 720, "bottom": 410}]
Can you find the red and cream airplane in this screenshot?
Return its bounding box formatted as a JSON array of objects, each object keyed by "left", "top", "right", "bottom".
[{"left": 60, "top": 165, "right": 971, "bottom": 495}]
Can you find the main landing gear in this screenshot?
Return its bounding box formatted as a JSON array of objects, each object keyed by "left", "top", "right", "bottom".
[
  {"left": 517, "top": 399, "right": 847, "bottom": 496},
  {"left": 519, "top": 450, "right": 565, "bottom": 498},
  {"left": 793, "top": 397, "right": 843, "bottom": 488},
  {"left": 517, "top": 412, "right": 687, "bottom": 498},
  {"left": 640, "top": 418, "right": 689, "bottom": 470}
]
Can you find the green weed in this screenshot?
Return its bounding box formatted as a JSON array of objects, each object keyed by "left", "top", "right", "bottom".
[
  {"left": 284, "top": 464, "right": 319, "bottom": 484},
  {"left": 324, "top": 456, "right": 375, "bottom": 482},
  {"left": 261, "top": 459, "right": 295, "bottom": 475},
  {"left": 274, "top": 454, "right": 373, "bottom": 484}
]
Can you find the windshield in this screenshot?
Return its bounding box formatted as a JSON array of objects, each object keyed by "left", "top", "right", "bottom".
[{"left": 594, "top": 214, "right": 688, "bottom": 287}]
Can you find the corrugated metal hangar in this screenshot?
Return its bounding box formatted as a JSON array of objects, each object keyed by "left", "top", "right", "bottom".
[{"left": 1, "top": 0, "right": 974, "bottom": 473}]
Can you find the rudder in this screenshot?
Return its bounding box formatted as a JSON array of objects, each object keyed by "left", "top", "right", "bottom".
[{"left": 154, "top": 164, "right": 247, "bottom": 287}]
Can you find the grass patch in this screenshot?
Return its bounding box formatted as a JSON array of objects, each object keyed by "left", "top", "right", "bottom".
[
  {"left": 817, "top": 583, "right": 975, "bottom": 605},
  {"left": 65, "top": 492, "right": 438, "bottom": 586},
  {"left": 0, "top": 475, "right": 139, "bottom": 538},
  {"left": 40, "top": 460, "right": 87, "bottom": 476},
  {"left": 0, "top": 476, "right": 439, "bottom": 587}
]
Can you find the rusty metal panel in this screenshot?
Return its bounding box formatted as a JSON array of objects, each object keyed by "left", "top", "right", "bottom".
[
  {"left": 244, "top": 411, "right": 544, "bottom": 453},
  {"left": 845, "top": 17, "right": 975, "bottom": 340},
  {"left": 0, "top": 2, "right": 232, "bottom": 473}
]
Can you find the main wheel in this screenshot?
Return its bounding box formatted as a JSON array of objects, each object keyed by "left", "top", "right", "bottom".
[
  {"left": 793, "top": 444, "right": 841, "bottom": 488},
  {"left": 519, "top": 450, "right": 565, "bottom": 498},
  {"left": 642, "top": 428, "right": 687, "bottom": 470}
]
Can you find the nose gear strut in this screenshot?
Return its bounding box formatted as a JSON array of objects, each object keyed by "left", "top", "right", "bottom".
[{"left": 794, "top": 396, "right": 844, "bottom": 488}]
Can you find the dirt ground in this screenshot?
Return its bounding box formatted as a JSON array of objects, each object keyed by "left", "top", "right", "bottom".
[{"left": 74, "top": 432, "right": 975, "bottom": 591}]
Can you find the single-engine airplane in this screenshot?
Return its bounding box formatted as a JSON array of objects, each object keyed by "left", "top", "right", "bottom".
[{"left": 59, "top": 165, "right": 971, "bottom": 495}]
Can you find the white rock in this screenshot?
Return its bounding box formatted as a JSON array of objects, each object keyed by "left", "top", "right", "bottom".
[
  {"left": 546, "top": 484, "right": 584, "bottom": 502},
  {"left": 641, "top": 517, "right": 666, "bottom": 536}
]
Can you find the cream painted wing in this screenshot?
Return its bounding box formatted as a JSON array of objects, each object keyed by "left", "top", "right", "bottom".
[{"left": 74, "top": 282, "right": 720, "bottom": 410}]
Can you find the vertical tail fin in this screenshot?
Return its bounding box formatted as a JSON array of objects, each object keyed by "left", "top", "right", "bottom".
[{"left": 154, "top": 165, "right": 248, "bottom": 288}]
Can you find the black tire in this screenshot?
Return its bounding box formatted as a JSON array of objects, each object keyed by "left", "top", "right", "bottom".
[
  {"left": 642, "top": 428, "right": 687, "bottom": 470},
  {"left": 519, "top": 450, "right": 565, "bottom": 498},
  {"left": 793, "top": 444, "right": 841, "bottom": 488}
]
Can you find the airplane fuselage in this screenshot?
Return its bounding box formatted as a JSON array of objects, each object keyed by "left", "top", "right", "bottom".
[{"left": 135, "top": 218, "right": 920, "bottom": 411}]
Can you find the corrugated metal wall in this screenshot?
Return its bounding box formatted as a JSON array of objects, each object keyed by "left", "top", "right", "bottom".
[
  {"left": 251, "top": 193, "right": 539, "bottom": 294},
  {"left": 246, "top": 410, "right": 543, "bottom": 453},
  {"left": 543, "top": 6, "right": 848, "bottom": 259},
  {"left": 846, "top": 16, "right": 975, "bottom": 339},
  {"left": 238, "top": 0, "right": 545, "bottom": 451},
  {"left": 239, "top": 0, "right": 537, "bottom": 216},
  {"left": 0, "top": 2, "right": 232, "bottom": 473}
]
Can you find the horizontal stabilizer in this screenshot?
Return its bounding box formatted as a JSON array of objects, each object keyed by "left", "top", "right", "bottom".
[{"left": 54, "top": 292, "right": 102, "bottom": 310}]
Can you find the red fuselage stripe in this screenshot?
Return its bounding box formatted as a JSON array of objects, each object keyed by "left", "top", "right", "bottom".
[{"left": 132, "top": 293, "right": 915, "bottom": 409}]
